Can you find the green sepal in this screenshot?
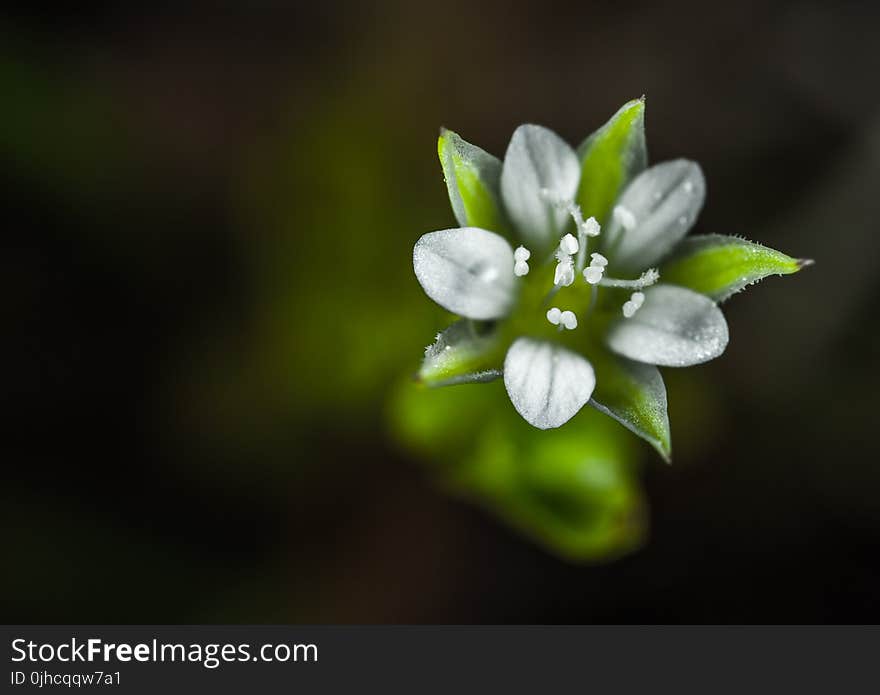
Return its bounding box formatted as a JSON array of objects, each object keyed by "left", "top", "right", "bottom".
[
  {"left": 438, "top": 128, "right": 509, "bottom": 234},
  {"left": 417, "top": 320, "right": 503, "bottom": 387},
  {"left": 660, "top": 234, "right": 809, "bottom": 302},
  {"left": 589, "top": 348, "right": 671, "bottom": 462},
  {"left": 575, "top": 98, "right": 647, "bottom": 225}
]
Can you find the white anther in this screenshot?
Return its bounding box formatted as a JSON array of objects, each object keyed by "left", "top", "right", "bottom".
[
  {"left": 590, "top": 252, "right": 608, "bottom": 267},
  {"left": 560, "top": 310, "right": 577, "bottom": 330},
  {"left": 622, "top": 291, "right": 645, "bottom": 318},
  {"left": 582, "top": 216, "right": 601, "bottom": 237},
  {"left": 546, "top": 307, "right": 562, "bottom": 325},
  {"left": 514, "top": 245, "right": 531, "bottom": 262},
  {"left": 613, "top": 205, "right": 637, "bottom": 231},
  {"left": 583, "top": 266, "right": 604, "bottom": 285},
  {"left": 554, "top": 256, "right": 575, "bottom": 287},
  {"left": 559, "top": 233, "right": 579, "bottom": 256},
  {"left": 514, "top": 260, "right": 530, "bottom": 277}
]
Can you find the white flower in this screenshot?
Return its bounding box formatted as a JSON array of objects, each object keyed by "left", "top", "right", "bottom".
[
  {"left": 415, "top": 123, "right": 727, "bottom": 430},
  {"left": 416, "top": 100, "right": 810, "bottom": 471}
]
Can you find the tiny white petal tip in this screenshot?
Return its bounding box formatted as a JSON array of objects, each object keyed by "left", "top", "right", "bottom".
[
  {"left": 589, "top": 252, "right": 608, "bottom": 267},
  {"left": 514, "top": 260, "right": 530, "bottom": 276}
]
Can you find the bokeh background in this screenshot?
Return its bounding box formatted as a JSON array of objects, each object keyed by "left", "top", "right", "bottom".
[{"left": 4, "top": 1, "right": 879, "bottom": 622}]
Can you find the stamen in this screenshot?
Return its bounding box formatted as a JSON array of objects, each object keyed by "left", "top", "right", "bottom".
[
  {"left": 513, "top": 245, "right": 531, "bottom": 276},
  {"left": 582, "top": 216, "right": 600, "bottom": 237},
  {"left": 539, "top": 189, "right": 603, "bottom": 273},
  {"left": 613, "top": 205, "right": 637, "bottom": 231},
  {"left": 599, "top": 268, "right": 659, "bottom": 289},
  {"left": 546, "top": 307, "right": 577, "bottom": 330},
  {"left": 582, "top": 253, "right": 608, "bottom": 285},
  {"left": 622, "top": 291, "right": 646, "bottom": 318},
  {"left": 567, "top": 201, "right": 585, "bottom": 231},
  {"left": 538, "top": 189, "right": 599, "bottom": 239},
  {"left": 574, "top": 216, "right": 601, "bottom": 272},
  {"left": 583, "top": 266, "right": 604, "bottom": 285},
  {"left": 554, "top": 254, "right": 575, "bottom": 286},
  {"left": 559, "top": 233, "right": 579, "bottom": 256}
]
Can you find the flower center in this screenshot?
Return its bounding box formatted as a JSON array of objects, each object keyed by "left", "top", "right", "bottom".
[{"left": 513, "top": 195, "right": 661, "bottom": 328}]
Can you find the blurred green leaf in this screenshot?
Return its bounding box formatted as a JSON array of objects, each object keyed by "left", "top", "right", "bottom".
[
  {"left": 388, "top": 376, "right": 501, "bottom": 462},
  {"left": 438, "top": 128, "right": 508, "bottom": 233},
  {"left": 418, "top": 320, "right": 503, "bottom": 386},
  {"left": 590, "top": 348, "right": 671, "bottom": 462},
  {"left": 575, "top": 98, "right": 647, "bottom": 225},
  {"left": 462, "top": 407, "right": 646, "bottom": 562},
  {"left": 660, "top": 234, "right": 807, "bottom": 302},
  {"left": 389, "top": 379, "right": 646, "bottom": 561}
]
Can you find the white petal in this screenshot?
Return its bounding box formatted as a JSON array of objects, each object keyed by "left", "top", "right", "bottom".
[
  {"left": 606, "top": 284, "right": 728, "bottom": 367},
  {"left": 500, "top": 125, "right": 580, "bottom": 249},
  {"left": 604, "top": 160, "right": 706, "bottom": 272},
  {"left": 503, "top": 338, "right": 596, "bottom": 429},
  {"left": 413, "top": 227, "right": 516, "bottom": 320}
]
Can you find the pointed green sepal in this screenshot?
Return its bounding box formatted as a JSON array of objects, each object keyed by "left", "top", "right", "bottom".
[
  {"left": 417, "top": 320, "right": 502, "bottom": 387},
  {"left": 438, "top": 128, "right": 508, "bottom": 233},
  {"left": 589, "top": 349, "right": 671, "bottom": 461},
  {"left": 575, "top": 98, "right": 647, "bottom": 225},
  {"left": 660, "top": 234, "right": 809, "bottom": 302}
]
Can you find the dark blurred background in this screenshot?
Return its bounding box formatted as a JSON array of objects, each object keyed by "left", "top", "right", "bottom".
[{"left": 4, "top": 1, "right": 879, "bottom": 623}]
